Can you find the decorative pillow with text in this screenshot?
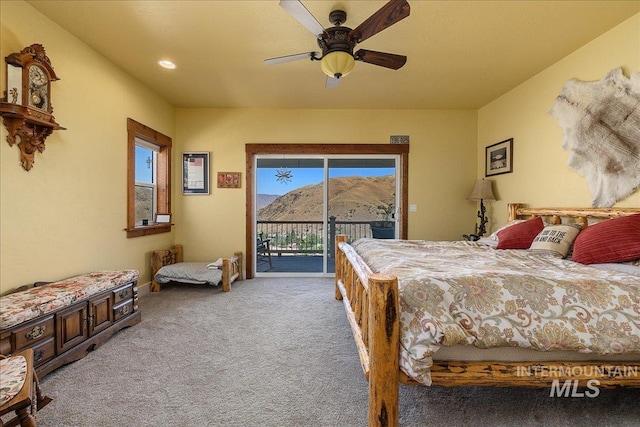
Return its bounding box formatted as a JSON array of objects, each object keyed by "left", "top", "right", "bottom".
[{"left": 529, "top": 224, "right": 582, "bottom": 258}]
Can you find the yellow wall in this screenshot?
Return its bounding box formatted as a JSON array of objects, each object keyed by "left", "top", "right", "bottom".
[
  {"left": 478, "top": 14, "right": 640, "bottom": 230},
  {"left": 2, "top": 2, "right": 637, "bottom": 293},
  {"left": 1, "top": 1, "right": 176, "bottom": 293},
  {"left": 175, "top": 109, "right": 478, "bottom": 260}
]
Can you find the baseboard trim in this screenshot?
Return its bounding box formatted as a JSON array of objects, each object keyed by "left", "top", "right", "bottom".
[{"left": 138, "top": 280, "right": 151, "bottom": 298}]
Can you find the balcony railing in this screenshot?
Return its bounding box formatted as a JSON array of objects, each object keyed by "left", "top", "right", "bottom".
[{"left": 256, "top": 216, "right": 378, "bottom": 257}]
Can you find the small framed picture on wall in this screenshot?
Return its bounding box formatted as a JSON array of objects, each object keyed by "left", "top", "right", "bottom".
[
  {"left": 217, "top": 172, "right": 242, "bottom": 189},
  {"left": 485, "top": 138, "right": 513, "bottom": 177}
]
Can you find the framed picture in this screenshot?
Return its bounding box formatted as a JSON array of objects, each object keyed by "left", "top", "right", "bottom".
[
  {"left": 485, "top": 138, "right": 513, "bottom": 177},
  {"left": 155, "top": 213, "right": 171, "bottom": 224},
  {"left": 217, "top": 172, "right": 242, "bottom": 189},
  {"left": 182, "top": 152, "right": 210, "bottom": 195}
]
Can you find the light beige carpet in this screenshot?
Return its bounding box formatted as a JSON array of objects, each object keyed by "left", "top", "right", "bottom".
[{"left": 36, "top": 278, "right": 640, "bottom": 426}]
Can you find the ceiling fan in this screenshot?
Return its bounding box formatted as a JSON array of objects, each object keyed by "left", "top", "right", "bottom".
[{"left": 264, "top": 0, "right": 410, "bottom": 88}]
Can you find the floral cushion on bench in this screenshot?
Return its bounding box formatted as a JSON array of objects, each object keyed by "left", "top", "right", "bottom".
[{"left": 0, "top": 270, "right": 139, "bottom": 330}]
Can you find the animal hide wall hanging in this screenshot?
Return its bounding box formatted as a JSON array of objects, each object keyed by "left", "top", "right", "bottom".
[{"left": 549, "top": 68, "right": 640, "bottom": 207}]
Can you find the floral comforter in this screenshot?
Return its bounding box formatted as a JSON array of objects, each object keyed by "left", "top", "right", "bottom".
[{"left": 350, "top": 239, "right": 640, "bottom": 385}]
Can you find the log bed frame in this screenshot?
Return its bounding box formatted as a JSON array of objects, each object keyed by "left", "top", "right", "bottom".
[
  {"left": 334, "top": 203, "right": 640, "bottom": 427},
  {"left": 150, "top": 244, "right": 243, "bottom": 292}
]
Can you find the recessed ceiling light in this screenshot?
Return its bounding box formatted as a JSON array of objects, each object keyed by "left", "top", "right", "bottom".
[{"left": 158, "top": 60, "right": 176, "bottom": 69}]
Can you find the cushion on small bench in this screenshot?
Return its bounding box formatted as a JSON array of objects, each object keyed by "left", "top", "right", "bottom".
[
  {"left": 0, "top": 270, "right": 139, "bottom": 330},
  {"left": 0, "top": 355, "right": 27, "bottom": 406}
]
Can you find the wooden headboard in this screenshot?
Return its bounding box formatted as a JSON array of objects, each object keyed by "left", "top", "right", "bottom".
[
  {"left": 507, "top": 203, "right": 640, "bottom": 228},
  {"left": 150, "top": 244, "right": 184, "bottom": 292}
]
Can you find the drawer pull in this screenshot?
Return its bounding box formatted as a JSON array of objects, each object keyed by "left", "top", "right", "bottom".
[
  {"left": 118, "top": 305, "right": 130, "bottom": 316},
  {"left": 26, "top": 325, "right": 46, "bottom": 340},
  {"left": 34, "top": 349, "right": 46, "bottom": 362},
  {"left": 119, "top": 289, "right": 129, "bottom": 299}
]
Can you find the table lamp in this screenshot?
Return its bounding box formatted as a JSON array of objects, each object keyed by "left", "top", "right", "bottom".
[{"left": 467, "top": 179, "right": 496, "bottom": 236}]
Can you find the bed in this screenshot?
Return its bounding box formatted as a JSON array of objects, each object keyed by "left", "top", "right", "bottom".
[
  {"left": 151, "top": 244, "right": 242, "bottom": 292},
  {"left": 334, "top": 203, "right": 640, "bottom": 426}
]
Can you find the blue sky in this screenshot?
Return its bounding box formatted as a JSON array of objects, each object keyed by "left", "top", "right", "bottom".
[
  {"left": 257, "top": 167, "right": 394, "bottom": 195},
  {"left": 135, "top": 145, "right": 153, "bottom": 183}
]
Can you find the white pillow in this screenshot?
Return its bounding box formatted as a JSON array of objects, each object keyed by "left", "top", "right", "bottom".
[
  {"left": 476, "top": 237, "right": 498, "bottom": 248},
  {"left": 207, "top": 258, "right": 224, "bottom": 269}
]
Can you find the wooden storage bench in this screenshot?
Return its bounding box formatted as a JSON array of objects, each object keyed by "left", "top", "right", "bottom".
[{"left": 0, "top": 270, "right": 141, "bottom": 377}]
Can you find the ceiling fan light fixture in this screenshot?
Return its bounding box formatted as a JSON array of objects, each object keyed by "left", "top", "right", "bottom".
[{"left": 320, "top": 51, "right": 355, "bottom": 79}]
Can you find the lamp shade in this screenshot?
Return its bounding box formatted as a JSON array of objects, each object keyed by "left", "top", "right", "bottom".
[
  {"left": 320, "top": 51, "right": 355, "bottom": 79},
  {"left": 467, "top": 179, "right": 496, "bottom": 201}
]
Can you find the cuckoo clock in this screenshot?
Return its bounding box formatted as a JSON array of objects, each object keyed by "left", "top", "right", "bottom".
[{"left": 1, "top": 44, "right": 65, "bottom": 170}]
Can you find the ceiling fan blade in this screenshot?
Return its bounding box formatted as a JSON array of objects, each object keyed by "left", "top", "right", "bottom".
[
  {"left": 355, "top": 49, "right": 407, "bottom": 70},
  {"left": 279, "top": 0, "right": 325, "bottom": 37},
  {"left": 264, "top": 52, "right": 319, "bottom": 66},
  {"left": 349, "top": 0, "right": 410, "bottom": 43},
  {"left": 325, "top": 76, "right": 341, "bottom": 89}
]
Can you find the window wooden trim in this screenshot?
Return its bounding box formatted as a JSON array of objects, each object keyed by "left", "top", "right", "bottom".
[
  {"left": 245, "top": 143, "right": 409, "bottom": 279},
  {"left": 126, "top": 118, "right": 172, "bottom": 238}
]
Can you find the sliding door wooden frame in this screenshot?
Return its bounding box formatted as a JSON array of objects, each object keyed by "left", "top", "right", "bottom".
[{"left": 245, "top": 143, "right": 409, "bottom": 279}]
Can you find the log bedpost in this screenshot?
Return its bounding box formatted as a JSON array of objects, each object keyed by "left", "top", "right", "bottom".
[
  {"left": 368, "top": 273, "right": 400, "bottom": 427},
  {"left": 150, "top": 251, "right": 164, "bottom": 292},
  {"left": 507, "top": 203, "right": 521, "bottom": 221},
  {"left": 221, "top": 251, "right": 243, "bottom": 292},
  {"left": 335, "top": 235, "right": 347, "bottom": 301},
  {"left": 222, "top": 258, "right": 232, "bottom": 292}
]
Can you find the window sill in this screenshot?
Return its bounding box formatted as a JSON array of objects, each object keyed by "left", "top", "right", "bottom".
[{"left": 125, "top": 223, "right": 172, "bottom": 238}]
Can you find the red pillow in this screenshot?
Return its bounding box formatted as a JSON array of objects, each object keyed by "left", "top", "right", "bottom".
[
  {"left": 496, "top": 216, "right": 544, "bottom": 249},
  {"left": 572, "top": 214, "right": 640, "bottom": 264}
]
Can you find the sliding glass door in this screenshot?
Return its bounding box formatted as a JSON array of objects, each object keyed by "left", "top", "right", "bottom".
[
  {"left": 256, "top": 158, "right": 325, "bottom": 273},
  {"left": 327, "top": 158, "right": 397, "bottom": 273},
  {"left": 255, "top": 155, "right": 399, "bottom": 276}
]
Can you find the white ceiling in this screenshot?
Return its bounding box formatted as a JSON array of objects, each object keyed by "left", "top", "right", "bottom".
[{"left": 27, "top": 0, "right": 639, "bottom": 109}]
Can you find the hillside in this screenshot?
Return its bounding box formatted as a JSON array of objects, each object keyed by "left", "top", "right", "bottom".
[
  {"left": 135, "top": 187, "right": 153, "bottom": 223},
  {"left": 257, "top": 175, "right": 395, "bottom": 221},
  {"left": 256, "top": 194, "right": 280, "bottom": 210}
]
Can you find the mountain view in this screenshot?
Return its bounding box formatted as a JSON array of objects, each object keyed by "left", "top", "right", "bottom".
[
  {"left": 135, "top": 187, "right": 153, "bottom": 224},
  {"left": 257, "top": 175, "right": 395, "bottom": 221},
  {"left": 256, "top": 194, "right": 280, "bottom": 210}
]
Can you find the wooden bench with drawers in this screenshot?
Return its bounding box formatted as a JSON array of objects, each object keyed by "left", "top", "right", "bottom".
[{"left": 0, "top": 270, "right": 141, "bottom": 377}]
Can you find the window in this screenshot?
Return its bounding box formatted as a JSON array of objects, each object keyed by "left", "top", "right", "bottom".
[
  {"left": 135, "top": 141, "right": 157, "bottom": 224},
  {"left": 126, "top": 118, "right": 172, "bottom": 238}
]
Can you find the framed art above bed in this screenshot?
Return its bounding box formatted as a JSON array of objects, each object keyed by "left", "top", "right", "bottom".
[{"left": 485, "top": 138, "right": 513, "bottom": 176}]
